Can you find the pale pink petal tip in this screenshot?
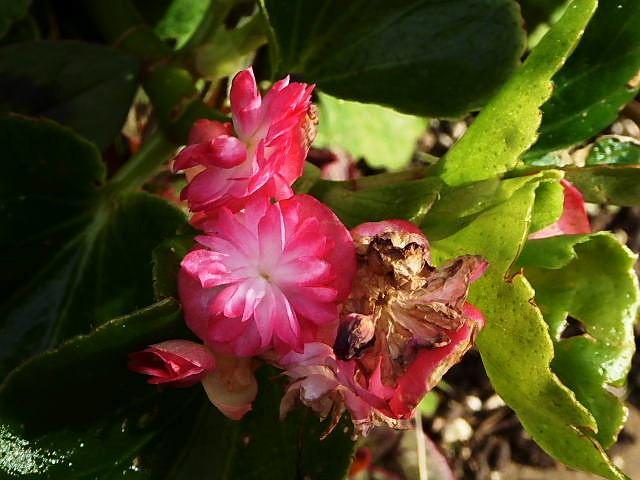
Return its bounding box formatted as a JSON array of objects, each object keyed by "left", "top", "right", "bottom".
[
  {"left": 529, "top": 179, "right": 591, "bottom": 239},
  {"left": 201, "top": 355, "right": 258, "bottom": 420},
  {"left": 128, "top": 340, "right": 216, "bottom": 388}
]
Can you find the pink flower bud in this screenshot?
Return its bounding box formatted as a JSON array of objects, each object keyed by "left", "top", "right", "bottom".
[
  {"left": 173, "top": 67, "right": 316, "bottom": 213},
  {"left": 128, "top": 340, "right": 215, "bottom": 388}
]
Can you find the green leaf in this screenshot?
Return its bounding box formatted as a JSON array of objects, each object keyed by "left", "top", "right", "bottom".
[
  {"left": 167, "top": 367, "right": 355, "bottom": 480},
  {"left": 424, "top": 173, "right": 628, "bottom": 479},
  {"left": 261, "top": 0, "right": 524, "bottom": 118},
  {"left": 421, "top": 171, "right": 563, "bottom": 240},
  {"left": 152, "top": 234, "right": 196, "bottom": 299},
  {"left": 0, "top": 299, "right": 201, "bottom": 479},
  {"left": 565, "top": 166, "right": 640, "bottom": 205},
  {"left": 530, "top": 178, "right": 564, "bottom": 232},
  {"left": 0, "top": 117, "right": 186, "bottom": 378},
  {"left": 0, "top": 41, "right": 139, "bottom": 148},
  {"left": 434, "top": 0, "right": 597, "bottom": 186},
  {"left": 519, "top": 234, "right": 639, "bottom": 449},
  {"left": 529, "top": 0, "right": 640, "bottom": 156},
  {"left": 152, "top": 0, "right": 212, "bottom": 49},
  {"left": 0, "top": 0, "right": 31, "bottom": 38},
  {"left": 586, "top": 137, "right": 640, "bottom": 166},
  {"left": 314, "top": 92, "right": 428, "bottom": 171},
  {"left": 308, "top": 172, "right": 442, "bottom": 229}
]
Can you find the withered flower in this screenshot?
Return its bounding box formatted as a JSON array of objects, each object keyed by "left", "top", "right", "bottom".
[{"left": 281, "top": 220, "right": 487, "bottom": 436}]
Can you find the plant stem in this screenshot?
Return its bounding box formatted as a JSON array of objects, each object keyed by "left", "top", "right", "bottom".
[
  {"left": 79, "top": 0, "right": 226, "bottom": 143},
  {"left": 104, "top": 130, "right": 176, "bottom": 196}
]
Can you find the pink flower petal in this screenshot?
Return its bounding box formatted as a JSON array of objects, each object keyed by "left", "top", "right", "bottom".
[
  {"left": 128, "top": 340, "right": 215, "bottom": 388},
  {"left": 529, "top": 180, "right": 591, "bottom": 239}
]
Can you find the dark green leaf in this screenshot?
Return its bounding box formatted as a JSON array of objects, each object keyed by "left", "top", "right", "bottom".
[
  {"left": 529, "top": 0, "right": 640, "bottom": 157},
  {"left": 0, "top": 41, "right": 139, "bottom": 148},
  {"left": 314, "top": 92, "right": 428, "bottom": 171},
  {"left": 565, "top": 166, "right": 640, "bottom": 205},
  {"left": 0, "top": 299, "right": 201, "bottom": 479},
  {"left": 308, "top": 172, "right": 442, "bottom": 229},
  {"left": 0, "top": 313, "right": 354, "bottom": 479},
  {"left": 0, "top": 117, "right": 186, "bottom": 378},
  {"left": 167, "top": 367, "right": 355, "bottom": 480},
  {"left": 152, "top": 235, "right": 196, "bottom": 299},
  {"left": 434, "top": 0, "right": 597, "bottom": 186},
  {"left": 261, "top": 0, "right": 524, "bottom": 118},
  {"left": 519, "top": 234, "right": 639, "bottom": 449},
  {"left": 586, "top": 137, "right": 640, "bottom": 166},
  {"left": 0, "top": 0, "right": 31, "bottom": 38},
  {"left": 424, "top": 172, "right": 628, "bottom": 479}
]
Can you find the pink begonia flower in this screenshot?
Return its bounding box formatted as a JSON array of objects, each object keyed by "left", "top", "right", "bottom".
[
  {"left": 178, "top": 194, "right": 356, "bottom": 357},
  {"left": 128, "top": 340, "right": 215, "bottom": 388},
  {"left": 201, "top": 354, "right": 259, "bottom": 420},
  {"left": 173, "top": 67, "right": 317, "bottom": 213},
  {"left": 529, "top": 179, "right": 591, "bottom": 239},
  {"left": 280, "top": 221, "right": 487, "bottom": 436}
]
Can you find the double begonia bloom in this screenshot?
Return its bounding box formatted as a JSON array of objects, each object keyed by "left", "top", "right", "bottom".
[
  {"left": 173, "top": 67, "right": 316, "bottom": 213},
  {"left": 529, "top": 180, "right": 591, "bottom": 239},
  {"left": 280, "top": 220, "right": 487, "bottom": 436},
  {"left": 128, "top": 340, "right": 215, "bottom": 388},
  {"left": 178, "top": 194, "right": 356, "bottom": 357}
]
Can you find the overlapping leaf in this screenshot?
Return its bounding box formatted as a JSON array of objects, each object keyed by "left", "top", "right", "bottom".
[
  {"left": 0, "top": 299, "right": 200, "bottom": 479},
  {"left": 261, "top": 0, "right": 524, "bottom": 118},
  {"left": 518, "top": 234, "right": 639, "bottom": 448},
  {"left": 529, "top": 0, "right": 640, "bottom": 157},
  {"left": 0, "top": 117, "right": 185, "bottom": 378},
  {"left": 423, "top": 172, "right": 630, "bottom": 479},
  {"left": 309, "top": 173, "right": 442, "bottom": 229},
  {"left": 434, "top": 0, "right": 597, "bottom": 185},
  {"left": 0, "top": 41, "right": 139, "bottom": 148}
]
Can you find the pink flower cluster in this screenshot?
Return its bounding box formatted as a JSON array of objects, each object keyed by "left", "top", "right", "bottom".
[{"left": 129, "top": 67, "right": 491, "bottom": 435}]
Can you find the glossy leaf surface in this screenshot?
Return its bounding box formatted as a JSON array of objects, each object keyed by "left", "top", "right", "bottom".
[
  {"left": 0, "top": 41, "right": 139, "bottom": 147},
  {"left": 435, "top": 0, "right": 597, "bottom": 186},
  {"left": 519, "top": 234, "right": 638, "bottom": 449},
  {"left": 529, "top": 0, "right": 640, "bottom": 156},
  {"left": 423, "top": 172, "right": 629, "bottom": 479},
  {"left": 261, "top": 0, "right": 524, "bottom": 117},
  {"left": 0, "top": 117, "right": 185, "bottom": 378}
]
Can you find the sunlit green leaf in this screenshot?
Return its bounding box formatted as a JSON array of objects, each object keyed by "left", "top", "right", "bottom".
[
  {"left": 586, "top": 137, "right": 640, "bottom": 166},
  {"left": 423, "top": 172, "right": 629, "bottom": 479},
  {"left": 435, "top": 0, "right": 597, "bottom": 185},
  {"left": 519, "top": 234, "right": 639, "bottom": 449},
  {"left": 314, "top": 92, "right": 428, "bottom": 171}
]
